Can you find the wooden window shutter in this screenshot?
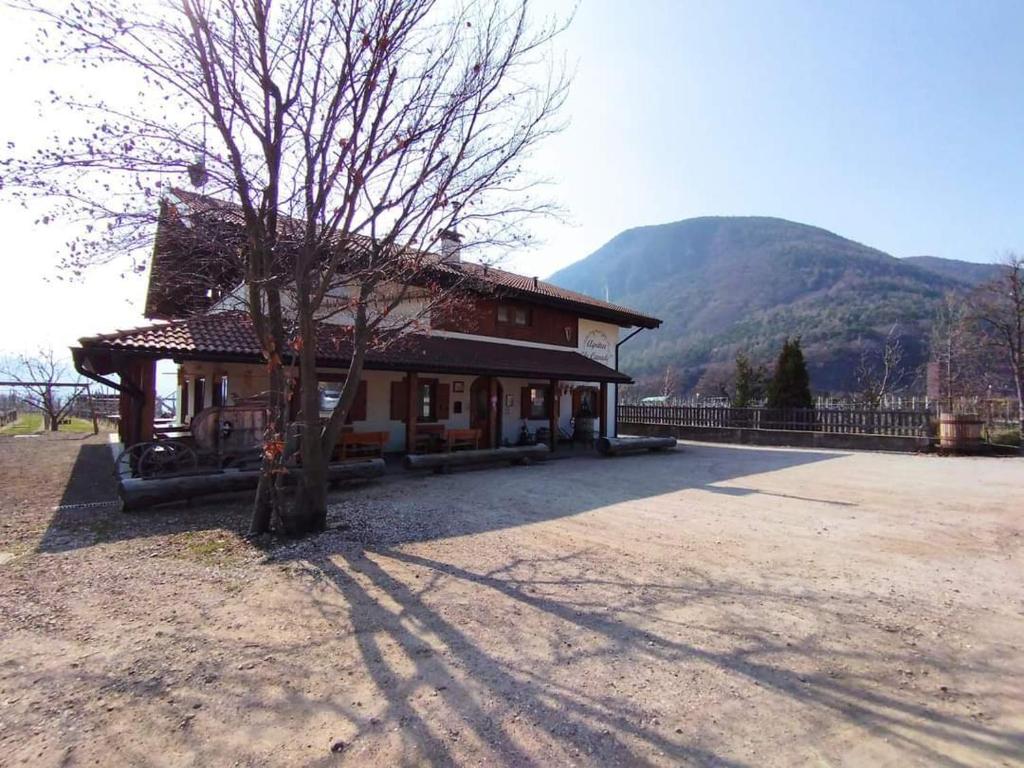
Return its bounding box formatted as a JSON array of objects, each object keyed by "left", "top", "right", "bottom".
[
  {"left": 390, "top": 380, "right": 407, "bottom": 420},
  {"left": 346, "top": 380, "right": 369, "bottom": 423},
  {"left": 521, "top": 386, "right": 531, "bottom": 419},
  {"left": 437, "top": 383, "right": 450, "bottom": 420}
]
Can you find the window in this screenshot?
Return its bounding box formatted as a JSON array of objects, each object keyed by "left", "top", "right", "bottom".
[
  {"left": 212, "top": 376, "right": 228, "bottom": 407},
  {"left": 497, "top": 303, "right": 531, "bottom": 326},
  {"left": 527, "top": 385, "right": 549, "bottom": 420},
  {"left": 418, "top": 380, "right": 437, "bottom": 421}
]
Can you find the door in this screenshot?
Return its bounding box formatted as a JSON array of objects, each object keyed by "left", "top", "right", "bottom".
[{"left": 470, "top": 376, "right": 503, "bottom": 448}]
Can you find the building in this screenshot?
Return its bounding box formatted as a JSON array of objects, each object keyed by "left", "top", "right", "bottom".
[{"left": 72, "top": 191, "right": 661, "bottom": 454}]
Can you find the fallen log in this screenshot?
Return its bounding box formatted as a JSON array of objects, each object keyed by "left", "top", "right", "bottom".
[
  {"left": 596, "top": 436, "right": 677, "bottom": 456},
  {"left": 119, "top": 459, "right": 386, "bottom": 512},
  {"left": 404, "top": 444, "right": 549, "bottom": 473}
]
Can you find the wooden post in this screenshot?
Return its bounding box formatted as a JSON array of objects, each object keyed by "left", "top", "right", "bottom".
[
  {"left": 138, "top": 359, "right": 157, "bottom": 444},
  {"left": 548, "top": 379, "right": 558, "bottom": 452},
  {"left": 488, "top": 377, "right": 498, "bottom": 449},
  {"left": 405, "top": 372, "right": 418, "bottom": 453},
  {"left": 86, "top": 384, "right": 99, "bottom": 435},
  {"left": 599, "top": 382, "right": 608, "bottom": 438}
]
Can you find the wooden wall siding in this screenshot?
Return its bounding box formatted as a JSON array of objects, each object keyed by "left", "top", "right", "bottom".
[{"left": 433, "top": 298, "right": 579, "bottom": 347}]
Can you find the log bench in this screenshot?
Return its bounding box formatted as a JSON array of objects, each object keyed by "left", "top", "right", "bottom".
[
  {"left": 404, "top": 444, "right": 549, "bottom": 473},
  {"left": 335, "top": 430, "right": 388, "bottom": 461},
  {"left": 596, "top": 436, "right": 677, "bottom": 456},
  {"left": 119, "top": 459, "right": 386, "bottom": 512}
]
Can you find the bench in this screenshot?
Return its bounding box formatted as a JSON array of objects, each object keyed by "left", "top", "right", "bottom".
[
  {"left": 413, "top": 424, "right": 446, "bottom": 454},
  {"left": 446, "top": 428, "right": 481, "bottom": 452},
  {"left": 335, "top": 430, "right": 388, "bottom": 461}
]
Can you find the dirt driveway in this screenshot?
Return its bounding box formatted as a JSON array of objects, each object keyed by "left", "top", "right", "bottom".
[{"left": 1, "top": 433, "right": 1022, "bottom": 767}]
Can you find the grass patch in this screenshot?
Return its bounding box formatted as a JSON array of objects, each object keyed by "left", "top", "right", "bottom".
[
  {"left": 0, "top": 414, "right": 98, "bottom": 435},
  {"left": 987, "top": 427, "right": 1021, "bottom": 447},
  {"left": 0, "top": 413, "right": 43, "bottom": 435}
]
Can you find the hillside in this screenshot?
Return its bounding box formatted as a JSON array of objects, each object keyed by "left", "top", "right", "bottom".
[
  {"left": 901, "top": 255, "right": 1003, "bottom": 287},
  {"left": 549, "top": 217, "right": 990, "bottom": 394}
]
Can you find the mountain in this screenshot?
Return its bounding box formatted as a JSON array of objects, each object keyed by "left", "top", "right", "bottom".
[
  {"left": 549, "top": 217, "right": 994, "bottom": 394},
  {"left": 901, "top": 255, "right": 1003, "bottom": 287}
]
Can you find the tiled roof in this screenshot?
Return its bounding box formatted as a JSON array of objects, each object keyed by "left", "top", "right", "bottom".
[
  {"left": 78, "top": 312, "right": 632, "bottom": 384},
  {"left": 147, "top": 190, "right": 660, "bottom": 329},
  {"left": 427, "top": 261, "right": 659, "bottom": 329}
]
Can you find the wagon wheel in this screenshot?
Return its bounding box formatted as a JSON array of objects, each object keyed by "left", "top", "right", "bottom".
[
  {"left": 137, "top": 441, "right": 199, "bottom": 479},
  {"left": 115, "top": 442, "right": 153, "bottom": 479}
]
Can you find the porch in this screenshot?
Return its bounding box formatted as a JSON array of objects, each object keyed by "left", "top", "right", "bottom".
[{"left": 72, "top": 312, "right": 629, "bottom": 462}]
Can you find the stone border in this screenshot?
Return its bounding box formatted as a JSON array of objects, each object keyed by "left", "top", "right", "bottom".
[{"left": 619, "top": 422, "right": 932, "bottom": 453}]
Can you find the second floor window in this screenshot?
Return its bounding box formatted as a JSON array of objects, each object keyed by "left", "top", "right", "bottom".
[{"left": 497, "top": 304, "right": 530, "bottom": 326}]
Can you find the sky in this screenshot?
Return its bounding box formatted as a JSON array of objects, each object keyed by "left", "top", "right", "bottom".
[{"left": 0, "top": 0, "right": 1021, "bottom": 355}]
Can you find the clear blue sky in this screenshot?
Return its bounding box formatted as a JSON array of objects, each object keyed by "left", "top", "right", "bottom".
[{"left": 0, "top": 0, "right": 1021, "bottom": 351}]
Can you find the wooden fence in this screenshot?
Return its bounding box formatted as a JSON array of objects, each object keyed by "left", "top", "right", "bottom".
[{"left": 617, "top": 405, "right": 932, "bottom": 437}]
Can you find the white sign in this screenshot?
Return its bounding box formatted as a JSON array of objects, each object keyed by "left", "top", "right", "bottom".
[{"left": 581, "top": 329, "right": 612, "bottom": 366}]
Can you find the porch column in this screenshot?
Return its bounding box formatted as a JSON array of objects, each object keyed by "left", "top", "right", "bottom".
[
  {"left": 599, "top": 381, "right": 608, "bottom": 439},
  {"left": 488, "top": 377, "right": 499, "bottom": 449},
  {"left": 120, "top": 357, "right": 156, "bottom": 446},
  {"left": 548, "top": 378, "right": 558, "bottom": 452},
  {"left": 405, "top": 372, "right": 418, "bottom": 453}
]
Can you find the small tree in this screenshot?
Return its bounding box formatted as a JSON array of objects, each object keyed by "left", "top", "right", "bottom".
[
  {"left": 766, "top": 337, "right": 812, "bottom": 409},
  {"left": 854, "top": 324, "right": 907, "bottom": 408},
  {"left": 660, "top": 365, "right": 680, "bottom": 401},
  {"left": 731, "top": 350, "right": 765, "bottom": 408},
  {"left": 970, "top": 254, "right": 1024, "bottom": 433},
  {"left": 0, "top": 349, "right": 86, "bottom": 431}
]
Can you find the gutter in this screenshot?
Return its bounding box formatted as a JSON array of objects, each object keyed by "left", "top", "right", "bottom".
[
  {"left": 71, "top": 347, "right": 143, "bottom": 399},
  {"left": 612, "top": 327, "right": 646, "bottom": 437}
]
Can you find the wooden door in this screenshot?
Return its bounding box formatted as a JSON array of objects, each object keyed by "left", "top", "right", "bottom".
[{"left": 470, "top": 377, "right": 502, "bottom": 448}]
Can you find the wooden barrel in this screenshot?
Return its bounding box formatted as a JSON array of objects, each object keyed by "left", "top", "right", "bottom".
[{"left": 939, "top": 413, "right": 983, "bottom": 451}]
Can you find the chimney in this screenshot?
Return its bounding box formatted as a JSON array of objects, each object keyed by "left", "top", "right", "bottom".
[{"left": 438, "top": 228, "right": 463, "bottom": 264}]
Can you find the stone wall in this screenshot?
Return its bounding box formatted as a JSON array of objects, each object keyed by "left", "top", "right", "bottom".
[{"left": 619, "top": 422, "right": 932, "bottom": 453}]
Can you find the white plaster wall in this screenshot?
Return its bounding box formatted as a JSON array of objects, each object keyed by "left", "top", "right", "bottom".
[
  {"left": 496, "top": 378, "right": 575, "bottom": 446},
  {"left": 336, "top": 369, "right": 473, "bottom": 452},
  {"left": 577, "top": 318, "right": 621, "bottom": 437}
]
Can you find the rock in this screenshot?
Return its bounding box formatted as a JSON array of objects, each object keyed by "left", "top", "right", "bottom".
[{"left": 330, "top": 740, "right": 346, "bottom": 753}]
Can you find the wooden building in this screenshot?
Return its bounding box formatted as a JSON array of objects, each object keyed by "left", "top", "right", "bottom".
[{"left": 72, "top": 191, "right": 661, "bottom": 454}]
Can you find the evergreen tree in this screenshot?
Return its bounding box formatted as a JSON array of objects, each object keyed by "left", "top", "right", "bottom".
[
  {"left": 767, "top": 338, "right": 813, "bottom": 408},
  {"left": 732, "top": 351, "right": 764, "bottom": 407}
]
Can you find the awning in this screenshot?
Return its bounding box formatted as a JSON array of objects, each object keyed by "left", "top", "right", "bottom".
[{"left": 76, "top": 311, "right": 632, "bottom": 384}]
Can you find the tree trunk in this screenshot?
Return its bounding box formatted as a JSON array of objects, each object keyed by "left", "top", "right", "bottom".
[{"left": 281, "top": 291, "right": 328, "bottom": 535}]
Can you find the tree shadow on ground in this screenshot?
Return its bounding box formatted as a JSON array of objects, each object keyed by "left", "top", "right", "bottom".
[{"left": 286, "top": 543, "right": 1022, "bottom": 766}]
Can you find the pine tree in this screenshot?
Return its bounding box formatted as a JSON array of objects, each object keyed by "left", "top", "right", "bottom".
[
  {"left": 767, "top": 338, "right": 813, "bottom": 409},
  {"left": 732, "top": 351, "right": 764, "bottom": 407}
]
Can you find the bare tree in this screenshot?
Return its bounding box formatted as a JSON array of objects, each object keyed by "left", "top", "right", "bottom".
[
  {"left": 659, "top": 365, "right": 679, "bottom": 401},
  {"left": 854, "top": 325, "right": 907, "bottom": 408},
  {"left": 6, "top": 1, "right": 570, "bottom": 534},
  {"left": 970, "top": 254, "right": 1024, "bottom": 434},
  {"left": 0, "top": 349, "right": 86, "bottom": 431}
]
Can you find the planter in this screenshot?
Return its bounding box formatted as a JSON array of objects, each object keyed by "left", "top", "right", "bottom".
[{"left": 939, "top": 413, "right": 983, "bottom": 452}]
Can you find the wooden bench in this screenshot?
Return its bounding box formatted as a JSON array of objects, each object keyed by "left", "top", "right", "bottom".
[
  {"left": 335, "top": 430, "right": 388, "bottom": 461},
  {"left": 413, "top": 424, "right": 446, "bottom": 454},
  {"left": 446, "top": 428, "right": 481, "bottom": 452}
]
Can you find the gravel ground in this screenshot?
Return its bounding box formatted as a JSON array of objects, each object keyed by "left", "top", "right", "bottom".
[{"left": 0, "top": 432, "right": 1022, "bottom": 767}]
